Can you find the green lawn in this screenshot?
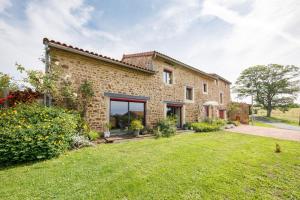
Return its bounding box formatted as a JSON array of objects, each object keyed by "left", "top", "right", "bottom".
[
  {"left": 257, "top": 108, "right": 300, "bottom": 126},
  {"left": 1, "top": 132, "right": 300, "bottom": 200},
  {"left": 267, "top": 116, "right": 299, "bottom": 126},
  {"left": 252, "top": 121, "right": 276, "bottom": 128}
]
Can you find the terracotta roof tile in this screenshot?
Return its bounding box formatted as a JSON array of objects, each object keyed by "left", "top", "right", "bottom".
[
  {"left": 43, "top": 38, "right": 155, "bottom": 74},
  {"left": 124, "top": 51, "right": 217, "bottom": 80}
]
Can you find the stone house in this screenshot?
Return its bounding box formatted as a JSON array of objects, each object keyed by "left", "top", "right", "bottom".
[{"left": 43, "top": 38, "right": 231, "bottom": 133}]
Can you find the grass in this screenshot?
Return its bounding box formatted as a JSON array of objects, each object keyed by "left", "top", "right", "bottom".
[
  {"left": 1, "top": 132, "right": 300, "bottom": 199},
  {"left": 267, "top": 116, "right": 299, "bottom": 126},
  {"left": 252, "top": 121, "right": 276, "bottom": 128},
  {"left": 257, "top": 108, "right": 300, "bottom": 126}
]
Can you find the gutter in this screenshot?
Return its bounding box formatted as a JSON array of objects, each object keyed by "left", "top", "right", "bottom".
[
  {"left": 44, "top": 43, "right": 50, "bottom": 73},
  {"left": 43, "top": 42, "right": 50, "bottom": 105}
]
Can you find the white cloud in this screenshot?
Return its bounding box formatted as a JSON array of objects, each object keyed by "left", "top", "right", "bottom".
[
  {"left": 0, "top": 0, "right": 299, "bottom": 102},
  {"left": 0, "top": 0, "right": 122, "bottom": 78},
  {"left": 0, "top": 0, "right": 11, "bottom": 13},
  {"left": 198, "top": 0, "right": 300, "bottom": 102}
]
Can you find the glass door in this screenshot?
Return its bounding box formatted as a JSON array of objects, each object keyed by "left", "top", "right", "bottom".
[
  {"left": 166, "top": 105, "right": 182, "bottom": 128},
  {"left": 110, "top": 99, "right": 145, "bottom": 134}
]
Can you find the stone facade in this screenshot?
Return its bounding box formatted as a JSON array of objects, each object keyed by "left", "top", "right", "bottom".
[
  {"left": 228, "top": 102, "right": 250, "bottom": 124},
  {"left": 46, "top": 40, "right": 231, "bottom": 132}
]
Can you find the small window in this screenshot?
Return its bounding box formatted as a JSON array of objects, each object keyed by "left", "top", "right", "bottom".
[
  {"left": 163, "top": 70, "right": 172, "bottom": 84},
  {"left": 203, "top": 83, "right": 208, "bottom": 93},
  {"left": 186, "top": 87, "right": 193, "bottom": 100},
  {"left": 219, "top": 92, "right": 223, "bottom": 104}
]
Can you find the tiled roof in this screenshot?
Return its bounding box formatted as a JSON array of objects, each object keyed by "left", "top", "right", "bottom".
[
  {"left": 123, "top": 51, "right": 219, "bottom": 80},
  {"left": 209, "top": 73, "right": 231, "bottom": 84},
  {"left": 122, "top": 51, "right": 156, "bottom": 58},
  {"left": 43, "top": 38, "right": 155, "bottom": 74}
]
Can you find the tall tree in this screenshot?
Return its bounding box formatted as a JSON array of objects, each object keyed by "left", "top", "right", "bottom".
[{"left": 235, "top": 64, "right": 300, "bottom": 117}]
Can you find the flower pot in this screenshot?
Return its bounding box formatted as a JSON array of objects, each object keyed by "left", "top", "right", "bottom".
[
  {"left": 104, "top": 131, "right": 110, "bottom": 138},
  {"left": 133, "top": 130, "right": 140, "bottom": 137}
]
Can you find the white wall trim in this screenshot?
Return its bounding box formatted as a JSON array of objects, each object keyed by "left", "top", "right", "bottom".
[{"left": 184, "top": 86, "right": 194, "bottom": 103}]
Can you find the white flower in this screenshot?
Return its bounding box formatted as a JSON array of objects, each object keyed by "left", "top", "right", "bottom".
[
  {"left": 54, "top": 61, "right": 60, "bottom": 66},
  {"left": 63, "top": 74, "right": 71, "bottom": 81},
  {"left": 73, "top": 93, "right": 78, "bottom": 97}
]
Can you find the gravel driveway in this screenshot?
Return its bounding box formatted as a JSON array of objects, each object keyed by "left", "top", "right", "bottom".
[
  {"left": 253, "top": 116, "right": 300, "bottom": 132},
  {"left": 228, "top": 125, "right": 300, "bottom": 142}
]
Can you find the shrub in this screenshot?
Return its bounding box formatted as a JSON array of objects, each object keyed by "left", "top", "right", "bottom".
[
  {"left": 228, "top": 120, "right": 240, "bottom": 126},
  {"left": 87, "top": 130, "right": 99, "bottom": 141},
  {"left": 70, "top": 134, "right": 94, "bottom": 149},
  {"left": 129, "top": 119, "right": 144, "bottom": 131},
  {"left": 153, "top": 127, "right": 162, "bottom": 138},
  {"left": 191, "top": 122, "right": 221, "bottom": 132},
  {"left": 156, "top": 117, "right": 176, "bottom": 137},
  {"left": 141, "top": 126, "right": 154, "bottom": 135},
  {"left": 183, "top": 122, "right": 193, "bottom": 130},
  {"left": 8, "top": 89, "right": 42, "bottom": 107},
  {"left": 0, "top": 103, "right": 80, "bottom": 165},
  {"left": 213, "top": 119, "right": 227, "bottom": 127}
]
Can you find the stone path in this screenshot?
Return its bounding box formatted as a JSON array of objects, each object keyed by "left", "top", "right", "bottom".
[{"left": 228, "top": 125, "right": 300, "bottom": 142}]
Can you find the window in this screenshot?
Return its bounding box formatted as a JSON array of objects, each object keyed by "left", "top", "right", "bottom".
[
  {"left": 215, "top": 80, "right": 219, "bottom": 85},
  {"left": 219, "top": 92, "right": 223, "bottom": 104},
  {"left": 110, "top": 100, "right": 145, "bottom": 130},
  {"left": 163, "top": 69, "right": 172, "bottom": 84},
  {"left": 186, "top": 87, "right": 193, "bottom": 101},
  {"left": 203, "top": 83, "right": 208, "bottom": 94}
]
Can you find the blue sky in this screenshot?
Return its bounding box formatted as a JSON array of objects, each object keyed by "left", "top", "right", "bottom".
[{"left": 0, "top": 0, "right": 300, "bottom": 102}]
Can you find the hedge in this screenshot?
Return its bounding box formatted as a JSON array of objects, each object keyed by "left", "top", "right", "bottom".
[{"left": 191, "top": 121, "right": 224, "bottom": 132}]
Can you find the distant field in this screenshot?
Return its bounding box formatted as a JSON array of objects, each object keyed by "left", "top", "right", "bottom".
[{"left": 257, "top": 108, "right": 300, "bottom": 123}]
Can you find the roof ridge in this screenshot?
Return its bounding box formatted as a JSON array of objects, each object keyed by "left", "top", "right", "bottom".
[{"left": 122, "top": 51, "right": 155, "bottom": 58}]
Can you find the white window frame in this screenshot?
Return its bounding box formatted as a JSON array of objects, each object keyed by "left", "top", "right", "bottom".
[
  {"left": 219, "top": 91, "right": 224, "bottom": 105},
  {"left": 185, "top": 86, "right": 194, "bottom": 103},
  {"left": 163, "top": 69, "right": 173, "bottom": 85},
  {"left": 215, "top": 79, "right": 219, "bottom": 86}
]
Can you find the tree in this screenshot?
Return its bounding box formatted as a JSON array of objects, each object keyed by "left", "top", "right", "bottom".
[
  {"left": 16, "top": 63, "right": 60, "bottom": 99},
  {"left": 0, "top": 72, "right": 18, "bottom": 93},
  {"left": 234, "top": 64, "right": 300, "bottom": 117}
]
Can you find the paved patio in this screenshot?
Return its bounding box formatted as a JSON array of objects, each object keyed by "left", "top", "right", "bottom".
[{"left": 228, "top": 125, "right": 300, "bottom": 142}]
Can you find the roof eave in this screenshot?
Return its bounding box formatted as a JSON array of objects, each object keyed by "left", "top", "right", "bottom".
[
  {"left": 209, "top": 73, "right": 231, "bottom": 84},
  {"left": 153, "top": 52, "right": 217, "bottom": 80},
  {"left": 44, "top": 40, "right": 155, "bottom": 74}
]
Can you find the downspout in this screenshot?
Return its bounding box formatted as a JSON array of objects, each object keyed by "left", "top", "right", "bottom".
[{"left": 44, "top": 42, "right": 50, "bottom": 106}]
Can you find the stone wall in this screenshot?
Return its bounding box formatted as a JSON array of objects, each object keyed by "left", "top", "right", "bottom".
[
  {"left": 228, "top": 102, "right": 250, "bottom": 124},
  {"left": 50, "top": 48, "right": 231, "bottom": 131}
]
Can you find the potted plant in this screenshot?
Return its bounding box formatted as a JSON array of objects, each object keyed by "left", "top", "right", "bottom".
[
  {"left": 104, "top": 122, "right": 112, "bottom": 138},
  {"left": 129, "top": 119, "right": 144, "bottom": 137}
]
